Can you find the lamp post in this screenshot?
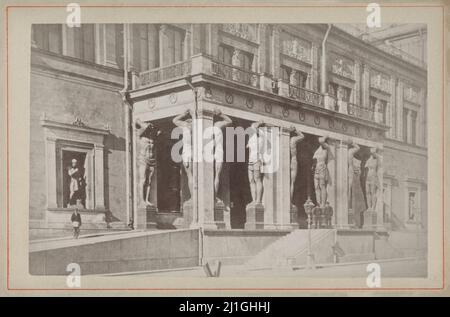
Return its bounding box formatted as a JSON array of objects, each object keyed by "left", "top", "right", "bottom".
[{"left": 304, "top": 196, "right": 316, "bottom": 270}]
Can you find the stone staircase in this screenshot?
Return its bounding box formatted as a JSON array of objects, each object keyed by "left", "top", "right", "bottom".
[
  {"left": 382, "top": 230, "right": 427, "bottom": 257},
  {"left": 245, "top": 229, "right": 336, "bottom": 268}
]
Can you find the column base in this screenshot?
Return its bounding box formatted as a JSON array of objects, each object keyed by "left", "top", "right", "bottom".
[
  {"left": 245, "top": 202, "right": 265, "bottom": 230},
  {"left": 136, "top": 204, "right": 158, "bottom": 230}
]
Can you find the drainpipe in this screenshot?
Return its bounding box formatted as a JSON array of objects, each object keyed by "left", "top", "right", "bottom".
[
  {"left": 119, "top": 23, "right": 134, "bottom": 229},
  {"left": 320, "top": 24, "right": 332, "bottom": 94}
]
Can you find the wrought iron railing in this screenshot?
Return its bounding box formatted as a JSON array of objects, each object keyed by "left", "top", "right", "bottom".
[
  {"left": 138, "top": 60, "right": 192, "bottom": 88},
  {"left": 347, "top": 103, "right": 375, "bottom": 122},
  {"left": 210, "top": 59, "right": 259, "bottom": 88},
  {"left": 288, "top": 84, "right": 324, "bottom": 108}
]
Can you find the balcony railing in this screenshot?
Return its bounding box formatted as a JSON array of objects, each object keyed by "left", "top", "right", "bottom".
[
  {"left": 288, "top": 84, "right": 324, "bottom": 108},
  {"left": 210, "top": 59, "right": 260, "bottom": 89},
  {"left": 134, "top": 54, "right": 384, "bottom": 125},
  {"left": 138, "top": 60, "right": 192, "bottom": 88},
  {"left": 348, "top": 103, "right": 375, "bottom": 122}
]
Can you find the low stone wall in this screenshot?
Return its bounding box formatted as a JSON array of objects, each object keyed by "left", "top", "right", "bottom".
[
  {"left": 29, "top": 229, "right": 200, "bottom": 275},
  {"left": 203, "top": 229, "right": 291, "bottom": 265}
]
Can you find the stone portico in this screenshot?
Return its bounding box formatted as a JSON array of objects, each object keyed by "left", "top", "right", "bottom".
[{"left": 128, "top": 54, "right": 387, "bottom": 232}]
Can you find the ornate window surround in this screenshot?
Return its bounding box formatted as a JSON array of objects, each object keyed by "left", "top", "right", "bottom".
[{"left": 40, "top": 114, "right": 110, "bottom": 212}]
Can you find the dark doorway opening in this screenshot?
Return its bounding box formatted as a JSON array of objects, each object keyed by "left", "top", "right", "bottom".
[
  {"left": 292, "top": 133, "right": 319, "bottom": 228},
  {"left": 228, "top": 118, "right": 252, "bottom": 229},
  {"left": 155, "top": 118, "right": 181, "bottom": 213}
]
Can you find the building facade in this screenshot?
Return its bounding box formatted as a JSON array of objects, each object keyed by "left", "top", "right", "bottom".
[{"left": 29, "top": 23, "right": 427, "bottom": 239}]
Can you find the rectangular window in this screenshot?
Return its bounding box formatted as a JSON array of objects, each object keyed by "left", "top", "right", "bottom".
[
  {"left": 132, "top": 24, "right": 150, "bottom": 71},
  {"left": 33, "top": 24, "right": 62, "bottom": 54},
  {"left": 403, "top": 108, "right": 409, "bottom": 142},
  {"left": 239, "top": 50, "right": 253, "bottom": 71},
  {"left": 281, "top": 65, "right": 307, "bottom": 88},
  {"left": 105, "top": 24, "right": 124, "bottom": 68},
  {"left": 218, "top": 44, "right": 254, "bottom": 71},
  {"left": 408, "top": 191, "right": 417, "bottom": 221},
  {"left": 164, "top": 26, "right": 185, "bottom": 65},
  {"left": 411, "top": 110, "right": 417, "bottom": 145},
  {"left": 71, "top": 24, "right": 95, "bottom": 62},
  {"left": 218, "top": 44, "right": 233, "bottom": 65}
]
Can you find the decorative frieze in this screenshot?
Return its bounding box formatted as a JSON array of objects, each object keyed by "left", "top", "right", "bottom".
[
  {"left": 280, "top": 32, "right": 312, "bottom": 64},
  {"left": 403, "top": 84, "right": 421, "bottom": 105},
  {"left": 370, "top": 70, "right": 391, "bottom": 93},
  {"left": 220, "top": 24, "right": 258, "bottom": 42},
  {"left": 330, "top": 53, "right": 355, "bottom": 80}
]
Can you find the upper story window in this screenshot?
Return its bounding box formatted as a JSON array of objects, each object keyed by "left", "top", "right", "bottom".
[
  {"left": 370, "top": 96, "right": 387, "bottom": 124},
  {"left": 280, "top": 66, "right": 307, "bottom": 88},
  {"left": 70, "top": 24, "right": 95, "bottom": 63},
  {"left": 218, "top": 44, "right": 254, "bottom": 71},
  {"left": 32, "top": 24, "right": 123, "bottom": 68},
  {"left": 33, "top": 24, "right": 62, "bottom": 54},
  {"left": 105, "top": 24, "right": 124, "bottom": 68},
  {"left": 411, "top": 109, "right": 418, "bottom": 145},
  {"left": 329, "top": 82, "right": 351, "bottom": 102},
  {"left": 159, "top": 25, "right": 185, "bottom": 66},
  {"left": 132, "top": 24, "right": 160, "bottom": 72},
  {"left": 403, "top": 108, "right": 409, "bottom": 143}
]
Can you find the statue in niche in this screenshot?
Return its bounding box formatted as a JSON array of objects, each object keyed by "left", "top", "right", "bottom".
[
  {"left": 173, "top": 110, "right": 194, "bottom": 200},
  {"left": 365, "top": 147, "right": 381, "bottom": 211},
  {"left": 68, "top": 158, "right": 86, "bottom": 207},
  {"left": 212, "top": 109, "right": 233, "bottom": 203},
  {"left": 247, "top": 121, "right": 267, "bottom": 204},
  {"left": 313, "top": 136, "right": 333, "bottom": 208},
  {"left": 348, "top": 140, "right": 366, "bottom": 228},
  {"left": 289, "top": 127, "right": 305, "bottom": 204},
  {"left": 135, "top": 119, "right": 161, "bottom": 206}
]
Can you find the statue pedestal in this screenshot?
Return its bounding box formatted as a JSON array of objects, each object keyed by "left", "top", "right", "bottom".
[
  {"left": 245, "top": 202, "right": 265, "bottom": 230},
  {"left": 136, "top": 204, "right": 157, "bottom": 230},
  {"left": 362, "top": 208, "right": 378, "bottom": 230},
  {"left": 214, "top": 200, "right": 226, "bottom": 230}
]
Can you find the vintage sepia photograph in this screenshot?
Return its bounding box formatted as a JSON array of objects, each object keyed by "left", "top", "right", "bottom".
[
  {"left": 28, "top": 21, "right": 429, "bottom": 279},
  {"left": 2, "top": 0, "right": 449, "bottom": 299}
]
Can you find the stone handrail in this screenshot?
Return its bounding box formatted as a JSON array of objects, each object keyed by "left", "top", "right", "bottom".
[
  {"left": 210, "top": 59, "right": 260, "bottom": 88},
  {"left": 137, "top": 60, "right": 192, "bottom": 88},
  {"left": 347, "top": 103, "right": 375, "bottom": 122},
  {"left": 288, "top": 84, "right": 324, "bottom": 108}
]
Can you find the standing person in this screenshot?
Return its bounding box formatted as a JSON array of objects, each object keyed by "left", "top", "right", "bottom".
[{"left": 71, "top": 208, "right": 82, "bottom": 239}]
